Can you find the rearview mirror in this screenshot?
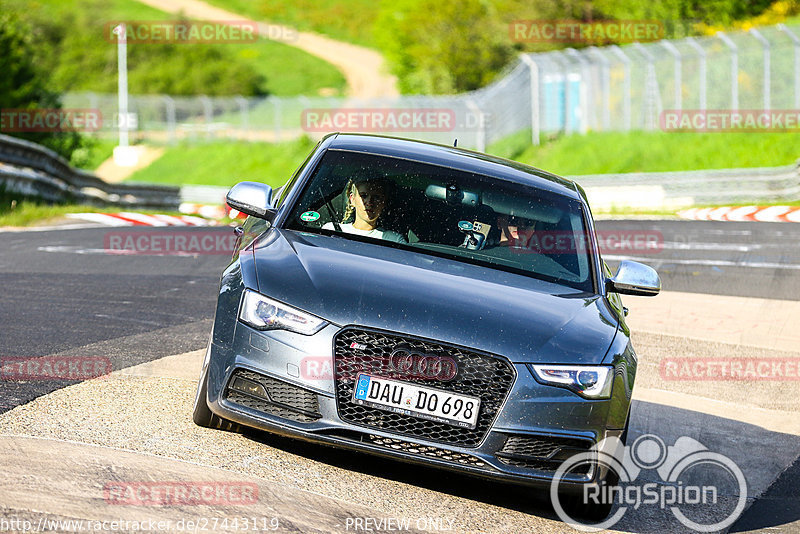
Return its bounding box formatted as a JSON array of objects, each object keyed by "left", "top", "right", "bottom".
[
  {"left": 424, "top": 184, "right": 480, "bottom": 207},
  {"left": 226, "top": 181, "right": 278, "bottom": 221},
  {"left": 606, "top": 260, "right": 661, "bottom": 296}
]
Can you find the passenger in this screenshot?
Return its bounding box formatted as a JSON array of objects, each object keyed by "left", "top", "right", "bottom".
[{"left": 323, "top": 178, "right": 407, "bottom": 243}]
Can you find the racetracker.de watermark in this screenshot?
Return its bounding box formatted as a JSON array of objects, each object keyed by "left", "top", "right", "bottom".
[
  {"left": 104, "top": 231, "right": 238, "bottom": 255},
  {"left": 660, "top": 357, "right": 800, "bottom": 381},
  {"left": 509, "top": 20, "right": 664, "bottom": 43},
  {"left": 104, "top": 481, "right": 258, "bottom": 506},
  {"left": 104, "top": 20, "right": 259, "bottom": 43},
  {"left": 506, "top": 230, "right": 663, "bottom": 255},
  {"left": 1, "top": 356, "right": 112, "bottom": 380},
  {"left": 0, "top": 109, "right": 102, "bottom": 132},
  {"left": 301, "top": 108, "right": 464, "bottom": 132},
  {"left": 298, "top": 349, "right": 458, "bottom": 382},
  {"left": 661, "top": 110, "right": 800, "bottom": 132}
]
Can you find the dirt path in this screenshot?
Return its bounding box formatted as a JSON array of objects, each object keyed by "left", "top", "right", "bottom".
[
  {"left": 134, "top": 0, "right": 398, "bottom": 99},
  {"left": 94, "top": 145, "right": 165, "bottom": 183}
]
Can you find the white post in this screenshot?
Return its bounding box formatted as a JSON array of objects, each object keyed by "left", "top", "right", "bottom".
[
  {"left": 236, "top": 96, "right": 249, "bottom": 141},
  {"left": 660, "top": 40, "right": 682, "bottom": 112},
  {"left": 749, "top": 28, "right": 771, "bottom": 111},
  {"left": 200, "top": 95, "right": 213, "bottom": 139},
  {"left": 685, "top": 37, "right": 707, "bottom": 110},
  {"left": 112, "top": 24, "right": 137, "bottom": 166},
  {"left": 634, "top": 42, "right": 659, "bottom": 130},
  {"left": 609, "top": 45, "right": 632, "bottom": 131},
  {"left": 566, "top": 48, "right": 591, "bottom": 134},
  {"left": 587, "top": 47, "right": 611, "bottom": 131},
  {"left": 520, "top": 54, "right": 540, "bottom": 146},
  {"left": 163, "top": 95, "right": 176, "bottom": 145},
  {"left": 778, "top": 24, "right": 800, "bottom": 108},
  {"left": 551, "top": 51, "right": 572, "bottom": 134},
  {"left": 465, "top": 99, "right": 485, "bottom": 152},
  {"left": 716, "top": 32, "right": 739, "bottom": 111},
  {"left": 273, "top": 97, "right": 282, "bottom": 141}
]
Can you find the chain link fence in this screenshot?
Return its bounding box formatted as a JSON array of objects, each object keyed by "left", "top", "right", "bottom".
[{"left": 65, "top": 22, "right": 800, "bottom": 152}]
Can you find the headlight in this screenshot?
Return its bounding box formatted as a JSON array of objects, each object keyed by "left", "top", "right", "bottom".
[
  {"left": 239, "top": 290, "right": 327, "bottom": 335},
  {"left": 528, "top": 365, "right": 614, "bottom": 399}
]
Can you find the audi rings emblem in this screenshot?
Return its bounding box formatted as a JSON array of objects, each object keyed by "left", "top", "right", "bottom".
[{"left": 389, "top": 348, "right": 458, "bottom": 382}]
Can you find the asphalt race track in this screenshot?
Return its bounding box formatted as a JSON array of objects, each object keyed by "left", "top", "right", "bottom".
[{"left": 0, "top": 219, "right": 798, "bottom": 533}]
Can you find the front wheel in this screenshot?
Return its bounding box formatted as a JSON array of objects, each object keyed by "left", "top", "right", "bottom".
[
  {"left": 192, "top": 367, "right": 241, "bottom": 432},
  {"left": 558, "top": 492, "right": 615, "bottom": 522}
]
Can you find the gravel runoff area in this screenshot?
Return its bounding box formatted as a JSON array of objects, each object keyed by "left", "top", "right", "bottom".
[
  {"left": 0, "top": 357, "right": 557, "bottom": 532},
  {"left": 2, "top": 323, "right": 799, "bottom": 533}
]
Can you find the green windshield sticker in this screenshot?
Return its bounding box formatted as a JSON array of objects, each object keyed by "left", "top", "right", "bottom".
[{"left": 300, "top": 210, "right": 320, "bottom": 222}]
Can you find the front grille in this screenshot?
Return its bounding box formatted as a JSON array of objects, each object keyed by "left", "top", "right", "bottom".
[
  {"left": 496, "top": 434, "right": 593, "bottom": 473},
  {"left": 366, "top": 434, "right": 489, "bottom": 468},
  {"left": 225, "top": 369, "right": 321, "bottom": 422},
  {"left": 333, "top": 328, "right": 516, "bottom": 448},
  {"left": 324, "top": 429, "right": 489, "bottom": 469}
]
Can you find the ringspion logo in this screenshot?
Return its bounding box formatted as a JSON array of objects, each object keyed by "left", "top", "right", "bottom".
[{"left": 552, "top": 435, "right": 746, "bottom": 532}]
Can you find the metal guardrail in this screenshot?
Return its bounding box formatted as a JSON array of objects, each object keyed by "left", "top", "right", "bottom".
[
  {"left": 571, "top": 160, "right": 800, "bottom": 210},
  {"left": 179, "top": 184, "right": 229, "bottom": 205},
  {"left": 1, "top": 132, "right": 796, "bottom": 213},
  {"left": 0, "top": 134, "right": 180, "bottom": 209}
]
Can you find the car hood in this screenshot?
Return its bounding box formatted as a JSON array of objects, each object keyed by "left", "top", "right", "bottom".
[{"left": 251, "top": 230, "right": 619, "bottom": 364}]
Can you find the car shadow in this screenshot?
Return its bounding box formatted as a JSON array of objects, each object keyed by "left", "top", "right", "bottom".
[{"left": 235, "top": 398, "right": 800, "bottom": 533}]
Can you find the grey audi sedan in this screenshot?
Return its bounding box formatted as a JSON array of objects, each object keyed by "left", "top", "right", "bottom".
[{"left": 193, "top": 133, "right": 660, "bottom": 516}]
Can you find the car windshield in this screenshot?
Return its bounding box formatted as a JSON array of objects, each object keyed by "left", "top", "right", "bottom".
[{"left": 284, "top": 149, "right": 595, "bottom": 292}]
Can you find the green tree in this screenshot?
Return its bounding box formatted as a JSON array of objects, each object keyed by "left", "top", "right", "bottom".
[
  {"left": 0, "top": 9, "right": 83, "bottom": 160},
  {"left": 7, "top": 0, "right": 268, "bottom": 97},
  {"left": 376, "top": 0, "right": 514, "bottom": 94}
]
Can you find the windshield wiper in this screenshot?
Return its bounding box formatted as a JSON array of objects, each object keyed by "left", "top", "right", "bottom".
[{"left": 319, "top": 188, "right": 342, "bottom": 233}]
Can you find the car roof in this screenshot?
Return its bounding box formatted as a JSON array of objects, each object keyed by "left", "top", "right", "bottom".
[{"left": 323, "top": 133, "right": 583, "bottom": 201}]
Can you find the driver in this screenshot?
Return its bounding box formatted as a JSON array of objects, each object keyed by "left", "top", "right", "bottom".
[
  {"left": 498, "top": 215, "right": 535, "bottom": 248},
  {"left": 323, "top": 178, "right": 407, "bottom": 243}
]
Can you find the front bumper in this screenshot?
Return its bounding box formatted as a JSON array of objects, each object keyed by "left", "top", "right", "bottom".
[{"left": 204, "top": 321, "right": 628, "bottom": 492}]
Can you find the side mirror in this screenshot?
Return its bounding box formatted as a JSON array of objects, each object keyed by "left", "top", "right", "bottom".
[
  {"left": 606, "top": 260, "right": 661, "bottom": 296},
  {"left": 226, "top": 181, "right": 278, "bottom": 221}
]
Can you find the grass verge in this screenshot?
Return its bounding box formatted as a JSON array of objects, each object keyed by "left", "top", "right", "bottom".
[
  {"left": 488, "top": 130, "right": 800, "bottom": 175},
  {"left": 125, "top": 138, "right": 317, "bottom": 188},
  {"left": 0, "top": 202, "right": 189, "bottom": 227}
]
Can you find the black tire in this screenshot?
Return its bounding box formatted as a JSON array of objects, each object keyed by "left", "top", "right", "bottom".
[
  {"left": 558, "top": 466, "right": 619, "bottom": 522},
  {"left": 556, "top": 449, "right": 621, "bottom": 522},
  {"left": 192, "top": 368, "right": 241, "bottom": 432},
  {"left": 620, "top": 410, "right": 631, "bottom": 445},
  {"left": 559, "top": 491, "right": 615, "bottom": 522}
]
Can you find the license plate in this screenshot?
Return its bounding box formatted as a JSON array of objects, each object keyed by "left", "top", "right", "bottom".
[{"left": 352, "top": 374, "right": 481, "bottom": 429}]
